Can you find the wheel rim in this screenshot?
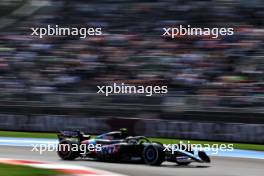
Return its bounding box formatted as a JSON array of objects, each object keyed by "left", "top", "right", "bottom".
[{"left": 146, "top": 148, "right": 156, "bottom": 161}]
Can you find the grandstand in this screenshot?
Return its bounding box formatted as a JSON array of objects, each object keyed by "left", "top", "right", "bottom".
[{"left": 0, "top": 0, "right": 263, "bottom": 111}]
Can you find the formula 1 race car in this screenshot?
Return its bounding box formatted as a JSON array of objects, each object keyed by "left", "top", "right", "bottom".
[{"left": 57, "top": 129, "right": 210, "bottom": 166}]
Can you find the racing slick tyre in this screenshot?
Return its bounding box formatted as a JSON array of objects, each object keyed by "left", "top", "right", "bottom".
[
  {"left": 143, "top": 145, "right": 165, "bottom": 166},
  {"left": 57, "top": 140, "right": 80, "bottom": 160}
]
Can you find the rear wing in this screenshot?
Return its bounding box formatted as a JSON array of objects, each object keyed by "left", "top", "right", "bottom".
[{"left": 58, "top": 130, "right": 90, "bottom": 141}]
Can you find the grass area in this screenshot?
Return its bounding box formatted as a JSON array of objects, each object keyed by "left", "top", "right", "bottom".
[
  {"left": 0, "top": 130, "right": 263, "bottom": 151},
  {"left": 0, "top": 163, "right": 61, "bottom": 176},
  {"left": 0, "top": 131, "right": 57, "bottom": 139}
]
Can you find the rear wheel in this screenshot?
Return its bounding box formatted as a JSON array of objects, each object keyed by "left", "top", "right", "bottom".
[
  {"left": 57, "top": 140, "right": 80, "bottom": 160},
  {"left": 143, "top": 145, "right": 165, "bottom": 166}
]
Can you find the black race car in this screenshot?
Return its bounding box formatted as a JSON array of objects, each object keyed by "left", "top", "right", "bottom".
[{"left": 57, "top": 129, "right": 210, "bottom": 166}]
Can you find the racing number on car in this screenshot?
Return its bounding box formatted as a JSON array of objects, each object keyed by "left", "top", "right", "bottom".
[{"left": 102, "top": 145, "right": 115, "bottom": 154}]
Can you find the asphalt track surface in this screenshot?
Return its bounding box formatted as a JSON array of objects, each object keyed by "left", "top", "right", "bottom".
[{"left": 0, "top": 146, "right": 263, "bottom": 176}]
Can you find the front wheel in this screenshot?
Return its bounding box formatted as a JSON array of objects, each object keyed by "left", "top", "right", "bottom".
[{"left": 142, "top": 145, "right": 165, "bottom": 166}]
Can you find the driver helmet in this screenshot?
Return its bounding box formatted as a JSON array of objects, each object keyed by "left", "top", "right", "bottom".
[{"left": 119, "top": 128, "right": 128, "bottom": 138}]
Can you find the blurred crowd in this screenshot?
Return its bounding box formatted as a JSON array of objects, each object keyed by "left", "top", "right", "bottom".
[{"left": 0, "top": 0, "right": 263, "bottom": 109}]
